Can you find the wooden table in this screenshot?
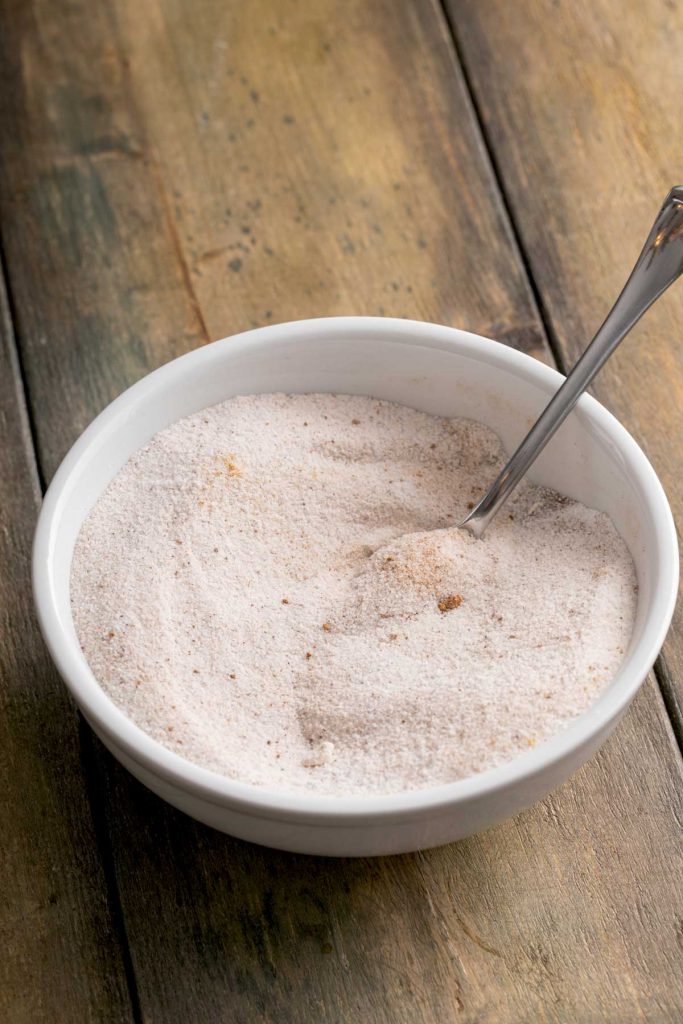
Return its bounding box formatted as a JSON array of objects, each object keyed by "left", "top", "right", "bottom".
[{"left": 1, "top": 2, "right": 681, "bottom": 1020}]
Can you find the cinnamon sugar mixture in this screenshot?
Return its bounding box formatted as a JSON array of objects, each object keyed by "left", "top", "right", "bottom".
[{"left": 71, "top": 394, "right": 637, "bottom": 795}]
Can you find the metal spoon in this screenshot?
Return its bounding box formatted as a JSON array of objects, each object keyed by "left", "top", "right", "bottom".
[{"left": 461, "top": 186, "right": 683, "bottom": 538}]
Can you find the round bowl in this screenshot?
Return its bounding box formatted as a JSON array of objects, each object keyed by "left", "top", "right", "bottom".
[{"left": 32, "top": 317, "right": 678, "bottom": 856}]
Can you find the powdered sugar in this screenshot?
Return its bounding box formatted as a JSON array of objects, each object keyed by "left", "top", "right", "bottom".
[{"left": 71, "top": 393, "right": 637, "bottom": 795}]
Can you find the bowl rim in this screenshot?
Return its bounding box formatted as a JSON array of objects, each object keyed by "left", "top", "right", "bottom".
[{"left": 32, "top": 316, "right": 679, "bottom": 825}]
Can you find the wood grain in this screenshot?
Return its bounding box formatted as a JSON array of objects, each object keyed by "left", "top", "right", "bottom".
[
  {"left": 0, "top": 0, "right": 681, "bottom": 1021},
  {"left": 0, "top": 0, "right": 208, "bottom": 470},
  {"left": 0, "top": 275, "right": 133, "bottom": 1021},
  {"left": 446, "top": 0, "right": 683, "bottom": 735}
]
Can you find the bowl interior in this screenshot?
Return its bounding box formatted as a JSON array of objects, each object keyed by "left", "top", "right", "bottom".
[{"left": 47, "top": 320, "right": 663, "bottom": 664}]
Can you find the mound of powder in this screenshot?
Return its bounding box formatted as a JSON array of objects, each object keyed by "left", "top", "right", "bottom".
[{"left": 71, "top": 393, "right": 637, "bottom": 795}]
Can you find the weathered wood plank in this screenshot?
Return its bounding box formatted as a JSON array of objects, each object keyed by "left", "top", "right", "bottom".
[
  {"left": 1, "top": 0, "right": 681, "bottom": 1021},
  {"left": 0, "top": 0, "right": 209, "bottom": 470},
  {"left": 106, "top": 0, "right": 547, "bottom": 358},
  {"left": 0, "top": 276, "right": 134, "bottom": 1021},
  {"left": 447, "top": 0, "right": 683, "bottom": 735}
]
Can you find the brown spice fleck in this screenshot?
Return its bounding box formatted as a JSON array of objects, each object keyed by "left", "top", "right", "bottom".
[
  {"left": 305, "top": 651, "right": 312, "bottom": 660},
  {"left": 389, "top": 633, "right": 398, "bottom": 641},
  {"left": 281, "top": 597, "right": 289, "bottom": 604},
  {"left": 229, "top": 673, "right": 236, "bottom": 680},
  {"left": 322, "top": 622, "right": 331, "bottom": 632},
  {"left": 438, "top": 594, "right": 462, "bottom": 613},
  {"left": 466, "top": 501, "right": 475, "bottom": 510},
  {"left": 107, "top": 630, "right": 115, "bottom": 639},
  {"left": 351, "top": 418, "right": 361, "bottom": 425}
]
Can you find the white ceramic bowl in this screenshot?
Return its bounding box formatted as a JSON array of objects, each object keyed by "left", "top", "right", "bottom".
[{"left": 33, "top": 317, "right": 678, "bottom": 856}]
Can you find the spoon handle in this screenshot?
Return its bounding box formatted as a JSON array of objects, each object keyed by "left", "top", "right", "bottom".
[{"left": 462, "top": 186, "right": 683, "bottom": 538}]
